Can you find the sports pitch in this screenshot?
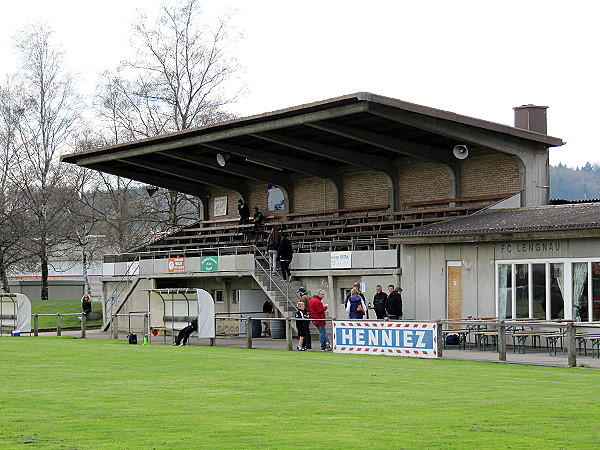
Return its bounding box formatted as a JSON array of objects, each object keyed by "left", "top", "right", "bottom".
[{"left": 1, "top": 337, "right": 599, "bottom": 448}]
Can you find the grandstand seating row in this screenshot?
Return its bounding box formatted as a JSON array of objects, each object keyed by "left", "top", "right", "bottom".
[{"left": 120, "top": 194, "right": 509, "bottom": 260}]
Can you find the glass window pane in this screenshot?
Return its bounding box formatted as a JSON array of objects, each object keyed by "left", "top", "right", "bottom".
[
  {"left": 516, "top": 264, "right": 529, "bottom": 318},
  {"left": 549, "top": 263, "right": 564, "bottom": 320},
  {"left": 572, "top": 262, "right": 588, "bottom": 321},
  {"left": 532, "top": 264, "right": 546, "bottom": 319},
  {"left": 592, "top": 263, "right": 600, "bottom": 321},
  {"left": 498, "top": 264, "right": 512, "bottom": 319}
]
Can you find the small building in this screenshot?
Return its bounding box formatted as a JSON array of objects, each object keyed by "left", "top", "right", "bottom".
[{"left": 389, "top": 202, "right": 600, "bottom": 322}]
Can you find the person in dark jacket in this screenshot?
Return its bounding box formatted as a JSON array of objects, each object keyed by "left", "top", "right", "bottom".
[
  {"left": 172, "top": 318, "right": 198, "bottom": 346},
  {"left": 294, "top": 301, "right": 310, "bottom": 350},
  {"left": 238, "top": 199, "right": 250, "bottom": 225},
  {"left": 81, "top": 294, "right": 92, "bottom": 315},
  {"left": 373, "top": 285, "right": 388, "bottom": 320},
  {"left": 278, "top": 235, "right": 294, "bottom": 282},
  {"left": 298, "top": 287, "right": 312, "bottom": 349},
  {"left": 385, "top": 288, "right": 403, "bottom": 320}
]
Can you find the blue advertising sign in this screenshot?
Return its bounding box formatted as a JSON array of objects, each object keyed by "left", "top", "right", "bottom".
[{"left": 333, "top": 321, "right": 439, "bottom": 358}]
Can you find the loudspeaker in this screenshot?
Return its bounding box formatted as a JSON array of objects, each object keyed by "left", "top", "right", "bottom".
[
  {"left": 453, "top": 145, "right": 469, "bottom": 160},
  {"left": 216, "top": 153, "right": 230, "bottom": 167}
]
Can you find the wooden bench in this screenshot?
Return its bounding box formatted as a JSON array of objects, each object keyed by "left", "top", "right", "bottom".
[{"left": 401, "top": 193, "right": 513, "bottom": 210}]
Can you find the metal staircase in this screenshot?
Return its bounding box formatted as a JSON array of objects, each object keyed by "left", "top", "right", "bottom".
[{"left": 251, "top": 248, "right": 300, "bottom": 335}]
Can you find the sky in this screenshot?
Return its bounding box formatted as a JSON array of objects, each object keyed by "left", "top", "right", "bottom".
[{"left": 0, "top": 0, "right": 597, "bottom": 168}]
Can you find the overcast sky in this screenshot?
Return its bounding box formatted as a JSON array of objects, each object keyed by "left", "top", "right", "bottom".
[{"left": 1, "top": 0, "right": 597, "bottom": 168}]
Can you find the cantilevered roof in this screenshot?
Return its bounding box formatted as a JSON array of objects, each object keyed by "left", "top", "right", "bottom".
[
  {"left": 62, "top": 92, "right": 564, "bottom": 198},
  {"left": 389, "top": 203, "right": 600, "bottom": 244}
]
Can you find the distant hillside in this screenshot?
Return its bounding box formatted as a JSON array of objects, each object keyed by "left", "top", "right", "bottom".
[{"left": 550, "top": 163, "right": 600, "bottom": 201}]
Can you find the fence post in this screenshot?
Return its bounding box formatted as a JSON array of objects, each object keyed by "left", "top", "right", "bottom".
[
  {"left": 210, "top": 315, "right": 216, "bottom": 346},
  {"left": 567, "top": 322, "right": 577, "bottom": 368},
  {"left": 246, "top": 316, "right": 253, "bottom": 349},
  {"left": 436, "top": 320, "right": 443, "bottom": 358},
  {"left": 56, "top": 314, "right": 62, "bottom": 336},
  {"left": 34, "top": 314, "right": 39, "bottom": 337},
  {"left": 498, "top": 320, "right": 506, "bottom": 361},
  {"left": 81, "top": 312, "right": 87, "bottom": 338},
  {"left": 286, "top": 317, "right": 293, "bottom": 351},
  {"left": 111, "top": 315, "right": 118, "bottom": 339}
]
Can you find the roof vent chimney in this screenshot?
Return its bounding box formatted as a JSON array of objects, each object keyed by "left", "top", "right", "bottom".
[{"left": 513, "top": 104, "right": 548, "bottom": 134}]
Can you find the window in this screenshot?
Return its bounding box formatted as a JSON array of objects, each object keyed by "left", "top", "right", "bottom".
[
  {"left": 516, "top": 264, "right": 529, "bottom": 318},
  {"left": 213, "top": 290, "right": 224, "bottom": 303},
  {"left": 494, "top": 259, "right": 600, "bottom": 321},
  {"left": 497, "top": 264, "right": 512, "bottom": 319},
  {"left": 592, "top": 263, "right": 600, "bottom": 321}
]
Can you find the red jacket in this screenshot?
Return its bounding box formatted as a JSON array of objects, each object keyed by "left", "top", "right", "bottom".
[{"left": 308, "top": 295, "right": 328, "bottom": 325}]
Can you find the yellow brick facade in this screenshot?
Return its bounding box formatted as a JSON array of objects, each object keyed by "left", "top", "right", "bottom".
[
  {"left": 460, "top": 155, "right": 520, "bottom": 197},
  {"left": 342, "top": 171, "right": 390, "bottom": 208},
  {"left": 399, "top": 163, "right": 452, "bottom": 204}
]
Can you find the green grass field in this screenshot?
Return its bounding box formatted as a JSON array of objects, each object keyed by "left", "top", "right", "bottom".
[
  {"left": 1, "top": 337, "right": 599, "bottom": 449},
  {"left": 30, "top": 300, "right": 103, "bottom": 328}
]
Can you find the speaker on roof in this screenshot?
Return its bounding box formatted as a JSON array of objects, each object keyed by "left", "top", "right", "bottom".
[
  {"left": 216, "top": 153, "right": 230, "bottom": 167},
  {"left": 453, "top": 145, "right": 469, "bottom": 160}
]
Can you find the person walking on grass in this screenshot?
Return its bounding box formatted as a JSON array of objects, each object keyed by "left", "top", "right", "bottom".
[{"left": 308, "top": 289, "right": 332, "bottom": 351}]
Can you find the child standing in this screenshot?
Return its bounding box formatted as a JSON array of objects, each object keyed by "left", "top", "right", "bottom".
[{"left": 295, "top": 301, "right": 310, "bottom": 351}]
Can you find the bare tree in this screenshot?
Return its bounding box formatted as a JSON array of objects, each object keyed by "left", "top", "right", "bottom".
[
  {"left": 0, "top": 79, "right": 32, "bottom": 292},
  {"left": 95, "top": 0, "right": 244, "bottom": 230},
  {"left": 10, "top": 24, "right": 82, "bottom": 300}
]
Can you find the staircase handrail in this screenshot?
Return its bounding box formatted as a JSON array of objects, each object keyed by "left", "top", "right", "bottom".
[
  {"left": 102, "top": 254, "right": 142, "bottom": 331},
  {"left": 251, "top": 245, "right": 298, "bottom": 314}
]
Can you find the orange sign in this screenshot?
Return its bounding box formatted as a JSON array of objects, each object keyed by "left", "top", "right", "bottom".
[{"left": 168, "top": 258, "right": 185, "bottom": 273}]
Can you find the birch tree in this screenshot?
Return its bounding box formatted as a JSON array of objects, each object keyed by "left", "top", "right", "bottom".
[{"left": 11, "top": 24, "right": 82, "bottom": 300}]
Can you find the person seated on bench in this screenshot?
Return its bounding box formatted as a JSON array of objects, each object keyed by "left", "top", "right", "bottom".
[
  {"left": 172, "top": 318, "right": 198, "bottom": 346},
  {"left": 81, "top": 294, "right": 92, "bottom": 315}
]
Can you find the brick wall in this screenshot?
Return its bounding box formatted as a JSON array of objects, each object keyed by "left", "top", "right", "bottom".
[
  {"left": 342, "top": 170, "right": 390, "bottom": 208},
  {"left": 293, "top": 177, "right": 336, "bottom": 211},
  {"left": 461, "top": 155, "right": 519, "bottom": 197},
  {"left": 399, "top": 163, "right": 451, "bottom": 203},
  {"left": 204, "top": 156, "right": 518, "bottom": 218},
  {"left": 207, "top": 189, "right": 241, "bottom": 220}
]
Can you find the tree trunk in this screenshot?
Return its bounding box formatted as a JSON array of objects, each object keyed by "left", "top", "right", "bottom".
[
  {"left": 41, "top": 246, "right": 49, "bottom": 301},
  {"left": 0, "top": 252, "right": 10, "bottom": 293},
  {"left": 82, "top": 247, "right": 92, "bottom": 296}
]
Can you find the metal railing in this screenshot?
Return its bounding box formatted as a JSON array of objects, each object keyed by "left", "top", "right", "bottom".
[
  {"left": 440, "top": 318, "right": 600, "bottom": 367},
  {"left": 251, "top": 245, "right": 297, "bottom": 313},
  {"left": 31, "top": 313, "right": 89, "bottom": 338}
]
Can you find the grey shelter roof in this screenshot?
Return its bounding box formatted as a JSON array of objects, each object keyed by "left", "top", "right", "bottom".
[
  {"left": 61, "top": 92, "right": 564, "bottom": 200},
  {"left": 389, "top": 203, "right": 600, "bottom": 244}
]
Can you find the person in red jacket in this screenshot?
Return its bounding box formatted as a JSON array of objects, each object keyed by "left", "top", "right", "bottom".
[{"left": 308, "top": 289, "right": 332, "bottom": 351}]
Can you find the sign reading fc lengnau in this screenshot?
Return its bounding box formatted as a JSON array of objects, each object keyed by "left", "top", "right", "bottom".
[{"left": 333, "top": 321, "right": 439, "bottom": 358}]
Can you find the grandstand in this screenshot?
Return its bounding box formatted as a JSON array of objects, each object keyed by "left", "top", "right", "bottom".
[{"left": 62, "top": 93, "right": 563, "bottom": 334}]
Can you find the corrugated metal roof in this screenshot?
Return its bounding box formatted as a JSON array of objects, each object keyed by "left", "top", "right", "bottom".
[{"left": 392, "top": 203, "right": 600, "bottom": 238}]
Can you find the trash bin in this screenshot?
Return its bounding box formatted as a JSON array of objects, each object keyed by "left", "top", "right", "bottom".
[
  {"left": 251, "top": 319, "right": 262, "bottom": 338},
  {"left": 270, "top": 320, "right": 285, "bottom": 339}
]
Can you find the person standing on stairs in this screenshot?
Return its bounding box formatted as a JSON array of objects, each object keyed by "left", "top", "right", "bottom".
[
  {"left": 278, "top": 235, "right": 293, "bottom": 282},
  {"left": 266, "top": 226, "right": 281, "bottom": 277}
]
